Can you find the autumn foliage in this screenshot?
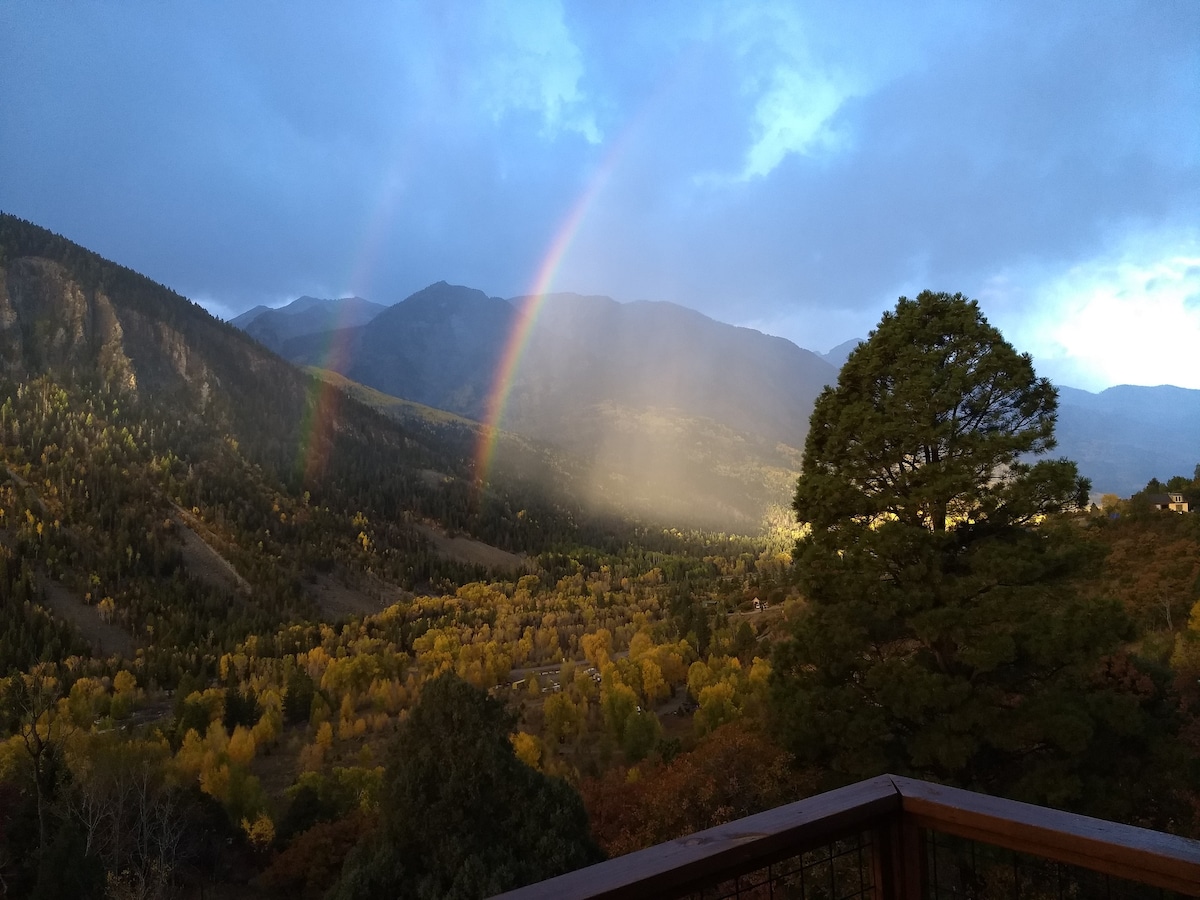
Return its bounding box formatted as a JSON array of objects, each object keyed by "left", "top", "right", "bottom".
[
  {"left": 257, "top": 811, "right": 377, "bottom": 899},
  {"left": 580, "top": 723, "right": 814, "bottom": 858}
]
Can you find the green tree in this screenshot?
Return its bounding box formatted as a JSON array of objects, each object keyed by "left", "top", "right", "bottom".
[
  {"left": 771, "top": 291, "right": 1132, "bottom": 807},
  {"left": 621, "top": 709, "right": 663, "bottom": 763},
  {"left": 330, "top": 672, "right": 601, "bottom": 900},
  {"left": 283, "top": 669, "right": 316, "bottom": 726}
]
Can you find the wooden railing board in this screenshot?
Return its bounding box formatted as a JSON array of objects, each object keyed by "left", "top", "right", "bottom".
[
  {"left": 892, "top": 776, "right": 1200, "bottom": 896},
  {"left": 493, "top": 775, "right": 900, "bottom": 900},
  {"left": 493, "top": 774, "right": 1200, "bottom": 899}
]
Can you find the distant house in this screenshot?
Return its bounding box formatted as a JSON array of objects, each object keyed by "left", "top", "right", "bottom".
[{"left": 1147, "top": 492, "right": 1190, "bottom": 513}]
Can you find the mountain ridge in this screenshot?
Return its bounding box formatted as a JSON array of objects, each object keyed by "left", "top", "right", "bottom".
[
  {"left": 0, "top": 214, "right": 595, "bottom": 592},
  {"left": 232, "top": 294, "right": 388, "bottom": 354},
  {"left": 257, "top": 281, "right": 1198, "bottom": 501},
  {"left": 276, "top": 285, "right": 838, "bottom": 526}
]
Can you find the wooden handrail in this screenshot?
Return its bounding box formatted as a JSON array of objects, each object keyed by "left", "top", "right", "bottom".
[
  {"left": 892, "top": 776, "right": 1200, "bottom": 896},
  {"left": 493, "top": 775, "right": 901, "bottom": 899},
  {"left": 493, "top": 774, "right": 1200, "bottom": 899}
]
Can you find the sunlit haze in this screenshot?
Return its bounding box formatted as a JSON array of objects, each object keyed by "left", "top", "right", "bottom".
[{"left": 2, "top": 1, "right": 1197, "bottom": 390}]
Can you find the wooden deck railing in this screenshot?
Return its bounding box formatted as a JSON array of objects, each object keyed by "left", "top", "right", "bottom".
[{"left": 494, "top": 774, "right": 1200, "bottom": 899}]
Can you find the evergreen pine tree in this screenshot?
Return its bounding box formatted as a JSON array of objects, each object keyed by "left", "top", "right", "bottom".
[{"left": 771, "top": 291, "right": 1132, "bottom": 805}]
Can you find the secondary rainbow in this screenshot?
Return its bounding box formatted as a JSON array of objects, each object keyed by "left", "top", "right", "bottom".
[
  {"left": 299, "top": 159, "right": 410, "bottom": 482},
  {"left": 297, "top": 305, "right": 360, "bottom": 482}
]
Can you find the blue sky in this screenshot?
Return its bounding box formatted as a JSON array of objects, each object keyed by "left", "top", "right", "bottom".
[{"left": 2, "top": 1, "right": 1197, "bottom": 390}]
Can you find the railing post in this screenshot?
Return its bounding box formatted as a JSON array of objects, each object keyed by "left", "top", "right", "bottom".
[
  {"left": 901, "top": 816, "right": 927, "bottom": 899},
  {"left": 871, "top": 815, "right": 926, "bottom": 900},
  {"left": 870, "top": 822, "right": 900, "bottom": 900}
]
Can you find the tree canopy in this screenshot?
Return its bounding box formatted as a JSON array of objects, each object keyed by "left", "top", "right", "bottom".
[
  {"left": 771, "top": 292, "right": 1157, "bottom": 810},
  {"left": 330, "top": 672, "right": 602, "bottom": 900},
  {"left": 794, "top": 291, "right": 1087, "bottom": 534}
]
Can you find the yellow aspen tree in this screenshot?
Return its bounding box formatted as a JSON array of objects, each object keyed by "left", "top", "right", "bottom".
[
  {"left": 687, "top": 660, "right": 713, "bottom": 699},
  {"left": 112, "top": 670, "right": 137, "bottom": 695},
  {"left": 511, "top": 731, "right": 542, "bottom": 770},
  {"left": 640, "top": 658, "right": 668, "bottom": 706},
  {"left": 241, "top": 812, "right": 276, "bottom": 849},
  {"left": 581, "top": 629, "right": 613, "bottom": 668},
  {"left": 542, "top": 692, "right": 581, "bottom": 744},
  {"left": 228, "top": 725, "right": 256, "bottom": 767},
  {"left": 695, "top": 681, "right": 738, "bottom": 737},
  {"left": 338, "top": 693, "right": 356, "bottom": 739},
  {"left": 628, "top": 631, "right": 653, "bottom": 662},
  {"left": 200, "top": 761, "right": 232, "bottom": 804},
  {"left": 176, "top": 728, "right": 205, "bottom": 777}
]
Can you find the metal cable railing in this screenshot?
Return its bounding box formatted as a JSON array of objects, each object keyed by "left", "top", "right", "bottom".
[
  {"left": 924, "top": 829, "right": 1184, "bottom": 900},
  {"left": 687, "top": 833, "right": 876, "bottom": 900}
]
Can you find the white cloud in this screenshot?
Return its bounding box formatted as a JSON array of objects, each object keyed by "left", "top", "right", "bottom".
[
  {"left": 471, "top": 0, "right": 600, "bottom": 143},
  {"left": 687, "top": 2, "right": 989, "bottom": 182},
  {"left": 992, "top": 230, "right": 1200, "bottom": 391},
  {"left": 742, "top": 66, "right": 849, "bottom": 177},
  {"left": 190, "top": 294, "right": 240, "bottom": 322},
  {"left": 710, "top": 2, "right": 893, "bottom": 181}
]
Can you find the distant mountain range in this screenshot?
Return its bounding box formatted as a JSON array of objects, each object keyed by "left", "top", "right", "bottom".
[
  {"left": 270, "top": 282, "right": 835, "bottom": 526},
  {"left": 238, "top": 284, "right": 1200, "bottom": 505},
  {"left": 230, "top": 295, "right": 386, "bottom": 354},
  {"left": 1056, "top": 385, "right": 1200, "bottom": 497},
  {"left": 0, "top": 206, "right": 1192, "bottom": 543}
]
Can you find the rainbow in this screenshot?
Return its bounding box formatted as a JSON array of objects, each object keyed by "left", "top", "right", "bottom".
[
  {"left": 472, "top": 193, "right": 591, "bottom": 491},
  {"left": 471, "top": 139, "right": 630, "bottom": 494},
  {"left": 295, "top": 56, "right": 698, "bottom": 490},
  {"left": 469, "top": 55, "right": 697, "bottom": 493},
  {"left": 297, "top": 307, "right": 360, "bottom": 483}
]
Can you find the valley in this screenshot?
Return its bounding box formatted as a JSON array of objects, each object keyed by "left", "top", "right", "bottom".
[{"left": 0, "top": 214, "right": 1197, "bottom": 899}]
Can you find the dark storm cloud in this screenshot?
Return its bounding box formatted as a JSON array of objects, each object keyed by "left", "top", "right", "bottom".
[
  {"left": 556, "top": 4, "right": 1198, "bottom": 340},
  {"left": 1, "top": 1, "right": 1197, "bottom": 386}
]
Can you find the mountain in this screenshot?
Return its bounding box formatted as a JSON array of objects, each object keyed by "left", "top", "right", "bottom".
[
  {"left": 262, "top": 280, "right": 1200, "bottom": 518},
  {"left": 282, "top": 284, "right": 837, "bottom": 444},
  {"left": 505, "top": 294, "right": 833, "bottom": 448},
  {"left": 276, "top": 284, "right": 837, "bottom": 528},
  {"left": 230, "top": 294, "right": 387, "bottom": 353},
  {"left": 0, "top": 215, "right": 613, "bottom": 670},
  {"left": 820, "top": 338, "right": 862, "bottom": 369},
  {"left": 283, "top": 282, "right": 512, "bottom": 420},
  {"left": 228, "top": 303, "right": 272, "bottom": 329},
  {"left": 1055, "top": 384, "right": 1200, "bottom": 495}
]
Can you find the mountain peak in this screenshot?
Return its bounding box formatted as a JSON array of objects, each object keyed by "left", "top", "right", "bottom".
[
  {"left": 229, "top": 304, "right": 272, "bottom": 328},
  {"left": 821, "top": 339, "right": 864, "bottom": 369},
  {"left": 402, "top": 281, "right": 505, "bottom": 312},
  {"left": 230, "top": 295, "right": 387, "bottom": 352}
]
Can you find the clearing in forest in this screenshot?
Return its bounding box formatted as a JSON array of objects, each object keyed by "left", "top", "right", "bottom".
[
  {"left": 38, "top": 576, "right": 136, "bottom": 660},
  {"left": 170, "top": 507, "right": 251, "bottom": 594},
  {"left": 304, "top": 570, "right": 401, "bottom": 619},
  {"left": 413, "top": 522, "right": 529, "bottom": 571}
]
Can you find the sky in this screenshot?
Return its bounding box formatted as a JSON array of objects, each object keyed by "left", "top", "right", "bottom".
[{"left": 2, "top": 1, "right": 1198, "bottom": 392}]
